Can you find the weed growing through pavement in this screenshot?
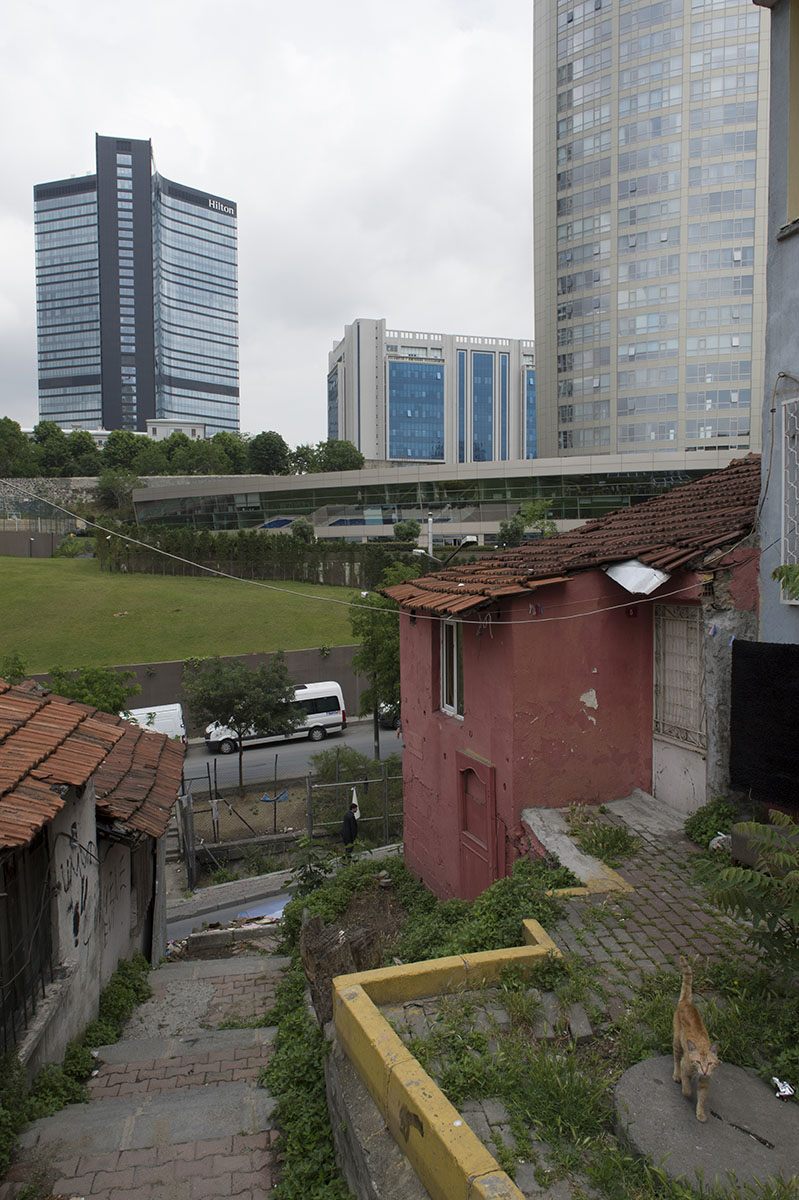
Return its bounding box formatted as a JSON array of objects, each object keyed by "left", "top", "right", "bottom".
[{"left": 566, "top": 804, "right": 640, "bottom": 867}]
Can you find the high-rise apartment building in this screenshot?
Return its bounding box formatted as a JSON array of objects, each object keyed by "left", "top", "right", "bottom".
[
  {"left": 328, "top": 317, "right": 536, "bottom": 463},
  {"left": 533, "top": 0, "right": 769, "bottom": 458},
  {"left": 34, "top": 134, "right": 239, "bottom": 434}
]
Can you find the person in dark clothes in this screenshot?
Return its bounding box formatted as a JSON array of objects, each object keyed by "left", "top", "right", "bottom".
[{"left": 342, "top": 801, "right": 358, "bottom": 857}]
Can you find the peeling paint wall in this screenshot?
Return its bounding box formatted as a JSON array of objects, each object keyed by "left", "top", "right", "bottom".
[
  {"left": 398, "top": 572, "right": 653, "bottom": 900},
  {"left": 702, "top": 568, "right": 759, "bottom": 800}
]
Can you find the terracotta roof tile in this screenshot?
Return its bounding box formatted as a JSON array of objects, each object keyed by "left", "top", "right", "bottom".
[
  {"left": 0, "top": 682, "right": 184, "bottom": 848},
  {"left": 382, "top": 454, "right": 760, "bottom": 616}
]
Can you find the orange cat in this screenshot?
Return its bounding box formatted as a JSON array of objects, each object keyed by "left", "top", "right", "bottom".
[{"left": 672, "top": 955, "right": 719, "bottom": 1122}]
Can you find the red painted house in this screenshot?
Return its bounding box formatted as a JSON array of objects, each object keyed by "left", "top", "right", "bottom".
[{"left": 382, "top": 456, "right": 760, "bottom": 901}]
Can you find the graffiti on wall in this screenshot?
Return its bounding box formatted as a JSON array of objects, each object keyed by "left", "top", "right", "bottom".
[{"left": 58, "top": 836, "right": 97, "bottom": 947}]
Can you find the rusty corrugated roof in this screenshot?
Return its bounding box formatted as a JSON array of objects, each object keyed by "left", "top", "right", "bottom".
[
  {"left": 382, "top": 454, "right": 760, "bottom": 616},
  {"left": 0, "top": 681, "right": 184, "bottom": 849}
]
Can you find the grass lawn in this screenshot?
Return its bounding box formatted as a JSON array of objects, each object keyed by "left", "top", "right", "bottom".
[{"left": 0, "top": 557, "right": 357, "bottom": 671}]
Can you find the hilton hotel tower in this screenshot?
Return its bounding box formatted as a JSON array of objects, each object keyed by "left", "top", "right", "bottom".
[{"left": 34, "top": 134, "right": 239, "bottom": 434}]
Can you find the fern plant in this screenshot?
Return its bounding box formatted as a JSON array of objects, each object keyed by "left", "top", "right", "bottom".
[{"left": 695, "top": 809, "right": 799, "bottom": 975}]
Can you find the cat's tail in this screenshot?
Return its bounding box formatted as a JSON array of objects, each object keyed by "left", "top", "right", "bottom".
[{"left": 678, "top": 955, "right": 692, "bottom": 1004}]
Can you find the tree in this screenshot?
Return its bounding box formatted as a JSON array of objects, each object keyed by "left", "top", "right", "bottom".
[
  {"left": 0, "top": 418, "right": 39, "bottom": 477},
  {"left": 290, "top": 517, "right": 315, "bottom": 543},
  {"left": 131, "top": 439, "right": 170, "bottom": 476},
  {"left": 695, "top": 809, "right": 799, "bottom": 977},
  {"left": 248, "top": 431, "right": 290, "bottom": 475},
  {"left": 102, "top": 429, "right": 143, "bottom": 470},
  {"left": 289, "top": 443, "right": 319, "bottom": 474},
  {"left": 393, "top": 519, "right": 421, "bottom": 543},
  {"left": 498, "top": 498, "right": 557, "bottom": 548},
  {"left": 182, "top": 653, "right": 301, "bottom": 792},
  {"left": 212, "top": 430, "right": 249, "bottom": 474},
  {"left": 47, "top": 665, "right": 141, "bottom": 713},
  {"left": 95, "top": 468, "right": 142, "bottom": 517},
  {"left": 289, "top": 439, "right": 365, "bottom": 474},
  {"left": 0, "top": 651, "right": 27, "bottom": 685},
  {"left": 32, "top": 421, "right": 70, "bottom": 476},
  {"left": 65, "top": 429, "right": 102, "bottom": 476},
  {"left": 773, "top": 564, "right": 799, "bottom": 599},
  {"left": 314, "top": 439, "right": 365, "bottom": 473},
  {"left": 349, "top": 561, "right": 422, "bottom": 759}
]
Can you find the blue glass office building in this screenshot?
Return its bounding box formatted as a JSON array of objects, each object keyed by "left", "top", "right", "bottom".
[
  {"left": 328, "top": 318, "right": 536, "bottom": 464},
  {"left": 34, "top": 134, "right": 239, "bottom": 434}
]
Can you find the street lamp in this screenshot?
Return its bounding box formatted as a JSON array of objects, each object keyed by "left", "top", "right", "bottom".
[{"left": 412, "top": 535, "right": 478, "bottom": 568}]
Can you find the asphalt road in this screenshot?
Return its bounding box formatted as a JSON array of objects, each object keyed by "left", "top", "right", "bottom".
[{"left": 182, "top": 719, "right": 403, "bottom": 791}]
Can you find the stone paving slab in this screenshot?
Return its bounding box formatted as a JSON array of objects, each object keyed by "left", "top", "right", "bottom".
[
  {"left": 15, "top": 1131, "right": 280, "bottom": 1200},
  {"left": 121, "top": 955, "right": 289, "bottom": 1040},
  {"left": 17, "top": 1081, "right": 276, "bottom": 1155},
  {"left": 87, "top": 1028, "right": 276, "bottom": 1098},
  {"left": 92, "top": 1025, "right": 276, "bottom": 1065},
  {"left": 616, "top": 1055, "right": 799, "bottom": 1189}
]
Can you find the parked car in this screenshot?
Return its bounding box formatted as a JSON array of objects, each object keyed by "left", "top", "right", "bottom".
[
  {"left": 378, "top": 702, "right": 401, "bottom": 730},
  {"left": 205, "top": 681, "right": 347, "bottom": 753}
]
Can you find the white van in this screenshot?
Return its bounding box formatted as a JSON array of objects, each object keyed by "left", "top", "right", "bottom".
[
  {"left": 126, "top": 703, "right": 187, "bottom": 744},
  {"left": 204, "top": 681, "right": 347, "bottom": 754}
]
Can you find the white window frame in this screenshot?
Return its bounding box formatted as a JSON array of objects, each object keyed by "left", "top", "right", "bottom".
[{"left": 441, "top": 620, "right": 464, "bottom": 717}]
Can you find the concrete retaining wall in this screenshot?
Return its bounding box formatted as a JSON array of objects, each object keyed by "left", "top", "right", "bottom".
[{"left": 31, "top": 644, "right": 367, "bottom": 733}]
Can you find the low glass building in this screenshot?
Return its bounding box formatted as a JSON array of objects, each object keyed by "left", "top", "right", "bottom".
[{"left": 133, "top": 450, "right": 741, "bottom": 542}]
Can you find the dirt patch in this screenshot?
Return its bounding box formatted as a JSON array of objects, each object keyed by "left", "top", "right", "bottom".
[
  {"left": 190, "top": 784, "right": 309, "bottom": 841},
  {"left": 300, "top": 875, "right": 408, "bottom": 1023},
  {"left": 337, "top": 879, "right": 408, "bottom": 956}
]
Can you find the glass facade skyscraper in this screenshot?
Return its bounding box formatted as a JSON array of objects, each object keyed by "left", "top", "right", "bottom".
[
  {"left": 533, "top": 0, "right": 770, "bottom": 458},
  {"left": 328, "top": 318, "right": 536, "bottom": 464},
  {"left": 34, "top": 134, "right": 239, "bottom": 434}
]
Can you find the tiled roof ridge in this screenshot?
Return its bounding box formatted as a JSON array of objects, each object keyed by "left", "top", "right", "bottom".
[
  {"left": 382, "top": 454, "right": 760, "bottom": 616},
  {"left": 0, "top": 683, "right": 184, "bottom": 847}
]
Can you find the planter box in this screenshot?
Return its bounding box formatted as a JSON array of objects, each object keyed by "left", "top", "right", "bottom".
[{"left": 731, "top": 820, "right": 799, "bottom": 869}]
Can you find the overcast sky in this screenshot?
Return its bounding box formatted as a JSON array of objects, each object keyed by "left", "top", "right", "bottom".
[{"left": 0, "top": 1, "right": 533, "bottom": 447}]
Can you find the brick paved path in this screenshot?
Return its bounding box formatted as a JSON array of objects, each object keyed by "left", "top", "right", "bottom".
[
  {"left": 4, "top": 955, "right": 288, "bottom": 1200},
  {"left": 550, "top": 807, "right": 754, "bottom": 1019}
]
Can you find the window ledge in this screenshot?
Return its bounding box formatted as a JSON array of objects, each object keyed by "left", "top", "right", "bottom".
[{"left": 776, "top": 217, "right": 799, "bottom": 241}]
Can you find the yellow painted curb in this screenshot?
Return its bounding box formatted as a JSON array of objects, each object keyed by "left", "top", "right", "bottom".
[
  {"left": 549, "top": 863, "right": 634, "bottom": 895},
  {"left": 330, "top": 874, "right": 635, "bottom": 1197},
  {"left": 386, "top": 1057, "right": 502, "bottom": 1200},
  {"left": 331, "top": 915, "right": 567, "bottom": 1200}
]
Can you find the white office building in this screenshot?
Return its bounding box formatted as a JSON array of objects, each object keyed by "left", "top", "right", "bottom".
[
  {"left": 533, "top": 0, "right": 770, "bottom": 458},
  {"left": 327, "top": 317, "right": 536, "bottom": 464}
]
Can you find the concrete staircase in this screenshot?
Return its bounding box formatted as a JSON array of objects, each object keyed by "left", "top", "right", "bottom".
[{"left": 4, "top": 956, "right": 285, "bottom": 1200}]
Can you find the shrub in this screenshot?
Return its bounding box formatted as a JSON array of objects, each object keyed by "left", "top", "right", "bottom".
[
  {"left": 0, "top": 1054, "right": 29, "bottom": 1175},
  {"left": 26, "top": 1064, "right": 87, "bottom": 1120},
  {"left": 262, "top": 963, "right": 351, "bottom": 1199},
  {"left": 684, "top": 796, "right": 738, "bottom": 848}
]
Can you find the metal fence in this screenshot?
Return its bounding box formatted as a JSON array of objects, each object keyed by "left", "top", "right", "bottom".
[
  {"left": 173, "top": 763, "right": 404, "bottom": 887},
  {"left": 304, "top": 766, "right": 403, "bottom": 846}
]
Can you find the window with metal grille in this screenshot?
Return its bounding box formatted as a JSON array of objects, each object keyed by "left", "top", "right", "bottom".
[
  {"left": 653, "top": 605, "right": 706, "bottom": 748},
  {"left": 781, "top": 395, "right": 799, "bottom": 605}
]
